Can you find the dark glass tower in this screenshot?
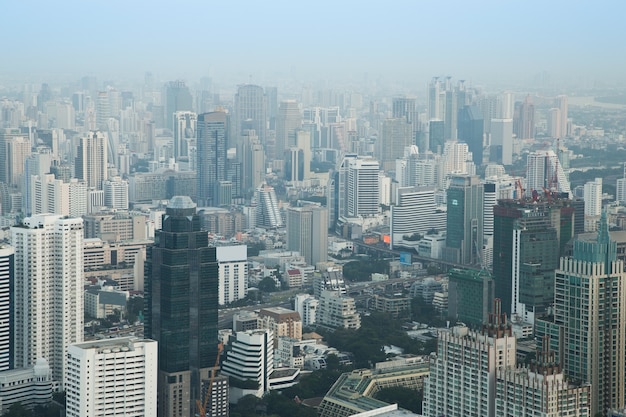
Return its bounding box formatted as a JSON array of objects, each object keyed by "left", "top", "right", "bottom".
[
  {"left": 145, "top": 196, "right": 218, "bottom": 417},
  {"left": 197, "top": 111, "right": 229, "bottom": 207},
  {"left": 457, "top": 105, "right": 484, "bottom": 165}
]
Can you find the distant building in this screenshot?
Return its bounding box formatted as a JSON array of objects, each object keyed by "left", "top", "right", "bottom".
[
  {"left": 258, "top": 307, "right": 302, "bottom": 346},
  {"left": 286, "top": 205, "right": 328, "bottom": 266},
  {"left": 445, "top": 175, "right": 483, "bottom": 265},
  {"left": 294, "top": 294, "right": 319, "bottom": 326},
  {"left": 216, "top": 245, "right": 248, "bottom": 305},
  {"left": 317, "top": 290, "right": 360, "bottom": 330},
  {"left": 0, "top": 246, "right": 14, "bottom": 371},
  {"left": 457, "top": 105, "right": 484, "bottom": 165},
  {"left": 372, "top": 294, "right": 411, "bottom": 319},
  {"left": 447, "top": 268, "right": 494, "bottom": 326}
]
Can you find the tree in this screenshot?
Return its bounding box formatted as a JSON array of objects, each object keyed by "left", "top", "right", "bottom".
[
  {"left": 3, "top": 403, "right": 32, "bottom": 417},
  {"left": 258, "top": 277, "right": 278, "bottom": 293}
]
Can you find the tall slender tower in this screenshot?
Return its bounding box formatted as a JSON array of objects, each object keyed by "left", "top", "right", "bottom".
[
  {"left": 275, "top": 100, "right": 302, "bottom": 160},
  {"left": 196, "top": 111, "right": 229, "bottom": 206},
  {"left": 286, "top": 205, "right": 328, "bottom": 266},
  {"left": 554, "top": 213, "right": 626, "bottom": 415},
  {"left": 0, "top": 245, "right": 13, "bottom": 371},
  {"left": 75, "top": 131, "right": 108, "bottom": 190},
  {"left": 166, "top": 81, "right": 193, "bottom": 130},
  {"left": 145, "top": 196, "right": 219, "bottom": 417},
  {"left": 173, "top": 111, "right": 197, "bottom": 161},
  {"left": 11, "top": 215, "right": 84, "bottom": 384},
  {"left": 234, "top": 85, "right": 267, "bottom": 148},
  {"left": 445, "top": 175, "right": 483, "bottom": 265}
]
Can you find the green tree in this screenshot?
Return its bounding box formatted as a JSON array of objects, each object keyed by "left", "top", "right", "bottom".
[
  {"left": 3, "top": 403, "right": 33, "bottom": 417},
  {"left": 258, "top": 277, "right": 278, "bottom": 292}
]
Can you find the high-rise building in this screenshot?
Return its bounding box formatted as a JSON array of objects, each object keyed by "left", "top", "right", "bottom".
[
  {"left": 216, "top": 245, "right": 248, "bottom": 306},
  {"left": 553, "top": 213, "right": 626, "bottom": 415},
  {"left": 556, "top": 95, "right": 568, "bottom": 138},
  {"left": 0, "top": 129, "right": 31, "bottom": 188},
  {"left": 254, "top": 184, "right": 283, "bottom": 228},
  {"left": 0, "top": 245, "right": 13, "bottom": 371},
  {"left": 492, "top": 199, "right": 573, "bottom": 319},
  {"left": 583, "top": 177, "right": 602, "bottom": 216},
  {"left": 526, "top": 149, "right": 571, "bottom": 197},
  {"left": 317, "top": 290, "right": 361, "bottom": 330},
  {"left": 428, "top": 119, "right": 444, "bottom": 154},
  {"left": 346, "top": 157, "right": 380, "bottom": 217},
  {"left": 513, "top": 95, "right": 535, "bottom": 140},
  {"left": 286, "top": 205, "right": 328, "bottom": 266},
  {"left": 489, "top": 119, "right": 513, "bottom": 165},
  {"left": 144, "top": 196, "right": 219, "bottom": 417},
  {"left": 197, "top": 111, "right": 229, "bottom": 206},
  {"left": 547, "top": 107, "right": 562, "bottom": 139},
  {"left": 240, "top": 130, "right": 265, "bottom": 197},
  {"left": 234, "top": 85, "right": 267, "bottom": 148},
  {"left": 11, "top": 214, "right": 84, "bottom": 383},
  {"left": 65, "top": 337, "right": 157, "bottom": 417},
  {"left": 447, "top": 268, "right": 494, "bottom": 326},
  {"left": 379, "top": 118, "right": 413, "bottom": 171},
  {"left": 221, "top": 329, "right": 274, "bottom": 401},
  {"left": 275, "top": 100, "right": 302, "bottom": 160},
  {"left": 75, "top": 131, "right": 108, "bottom": 190},
  {"left": 165, "top": 80, "right": 193, "bottom": 130},
  {"left": 445, "top": 175, "right": 483, "bottom": 265},
  {"left": 442, "top": 140, "right": 475, "bottom": 177},
  {"left": 390, "top": 186, "right": 438, "bottom": 250},
  {"left": 173, "top": 111, "right": 197, "bottom": 161},
  {"left": 457, "top": 105, "right": 484, "bottom": 165},
  {"left": 103, "top": 176, "right": 129, "bottom": 210}
]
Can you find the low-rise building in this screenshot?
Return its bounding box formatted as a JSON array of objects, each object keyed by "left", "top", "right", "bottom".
[
  {"left": 0, "top": 359, "right": 53, "bottom": 414},
  {"left": 84, "top": 287, "right": 129, "bottom": 319},
  {"left": 258, "top": 307, "right": 302, "bottom": 346},
  {"left": 372, "top": 294, "right": 411, "bottom": 319},
  {"left": 317, "top": 290, "right": 361, "bottom": 330}
]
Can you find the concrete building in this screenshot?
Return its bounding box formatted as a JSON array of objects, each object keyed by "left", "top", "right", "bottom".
[
  {"left": 275, "top": 100, "right": 302, "bottom": 161},
  {"left": 75, "top": 131, "right": 108, "bottom": 190},
  {"left": 83, "top": 212, "right": 147, "bottom": 242},
  {"left": 258, "top": 307, "right": 302, "bottom": 346},
  {"left": 254, "top": 184, "right": 283, "bottom": 228},
  {"left": 379, "top": 118, "right": 413, "bottom": 171},
  {"left": 347, "top": 157, "right": 380, "bottom": 217},
  {"left": 65, "top": 337, "right": 157, "bottom": 417},
  {"left": 490, "top": 118, "right": 513, "bottom": 165},
  {"left": 173, "top": 111, "right": 197, "bottom": 161},
  {"left": 103, "top": 176, "right": 129, "bottom": 210},
  {"left": 216, "top": 245, "right": 248, "bottom": 305},
  {"left": 0, "top": 359, "right": 53, "bottom": 414},
  {"left": 372, "top": 294, "right": 411, "bottom": 319},
  {"left": 447, "top": 268, "right": 494, "bottom": 326},
  {"left": 445, "top": 175, "right": 483, "bottom": 265},
  {"left": 286, "top": 205, "right": 328, "bottom": 266},
  {"left": 11, "top": 215, "right": 83, "bottom": 384},
  {"left": 390, "top": 186, "right": 438, "bottom": 250},
  {"left": 84, "top": 288, "right": 129, "bottom": 319},
  {"left": 0, "top": 246, "right": 13, "bottom": 371},
  {"left": 233, "top": 85, "right": 267, "bottom": 148},
  {"left": 221, "top": 329, "right": 274, "bottom": 401},
  {"left": 525, "top": 150, "right": 571, "bottom": 197},
  {"left": 317, "top": 290, "right": 360, "bottom": 330},
  {"left": 294, "top": 294, "right": 319, "bottom": 326}
]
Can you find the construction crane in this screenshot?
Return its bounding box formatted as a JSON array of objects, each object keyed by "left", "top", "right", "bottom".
[{"left": 196, "top": 342, "right": 224, "bottom": 417}]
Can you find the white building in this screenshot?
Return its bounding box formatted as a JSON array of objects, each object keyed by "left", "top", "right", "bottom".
[
  {"left": 221, "top": 329, "right": 274, "bottom": 402},
  {"left": 76, "top": 131, "right": 108, "bottom": 190},
  {"left": 584, "top": 177, "right": 603, "bottom": 216},
  {"left": 0, "top": 359, "right": 53, "bottom": 414},
  {"left": 0, "top": 246, "right": 12, "bottom": 371},
  {"left": 255, "top": 184, "right": 283, "bottom": 228},
  {"left": 11, "top": 214, "right": 84, "bottom": 384},
  {"left": 317, "top": 290, "right": 360, "bottom": 330},
  {"left": 65, "top": 337, "right": 157, "bottom": 417},
  {"left": 29, "top": 174, "right": 89, "bottom": 217},
  {"left": 294, "top": 293, "right": 319, "bottom": 326},
  {"left": 390, "top": 186, "right": 437, "bottom": 250},
  {"left": 103, "top": 176, "right": 129, "bottom": 210},
  {"left": 490, "top": 119, "right": 513, "bottom": 165},
  {"left": 347, "top": 157, "right": 380, "bottom": 217},
  {"left": 216, "top": 245, "right": 248, "bottom": 305},
  {"left": 526, "top": 150, "right": 571, "bottom": 197}
]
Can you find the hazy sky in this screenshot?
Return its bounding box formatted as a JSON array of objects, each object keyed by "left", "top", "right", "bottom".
[{"left": 2, "top": 0, "right": 625, "bottom": 85}]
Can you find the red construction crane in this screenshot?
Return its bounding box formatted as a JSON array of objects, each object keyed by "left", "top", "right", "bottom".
[{"left": 196, "top": 342, "right": 224, "bottom": 417}]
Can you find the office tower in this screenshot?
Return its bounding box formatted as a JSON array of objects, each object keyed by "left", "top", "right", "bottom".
[
  {"left": 266, "top": 86, "right": 278, "bottom": 130},
  {"left": 445, "top": 175, "right": 483, "bottom": 265},
  {"left": 526, "top": 149, "right": 571, "bottom": 197},
  {"left": 447, "top": 268, "right": 494, "bottom": 326},
  {"left": 0, "top": 245, "right": 13, "bottom": 371},
  {"left": 392, "top": 95, "right": 418, "bottom": 142},
  {"left": 556, "top": 94, "right": 568, "bottom": 137},
  {"left": 196, "top": 111, "right": 229, "bottom": 206},
  {"left": 378, "top": 118, "right": 413, "bottom": 171},
  {"left": 554, "top": 214, "right": 626, "bottom": 415},
  {"left": 30, "top": 174, "right": 89, "bottom": 217},
  {"left": 173, "top": 111, "right": 197, "bottom": 161},
  {"left": 95, "top": 91, "right": 110, "bottom": 129},
  {"left": 221, "top": 329, "right": 274, "bottom": 400},
  {"left": 294, "top": 130, "right": 311, "bottom": 180},
  {"left": 65, "top": 337, "right": 158, "bottom": 417},
  {"left": 22, "top": 147, "right": 54, "bottom": 215},
  {"left": 234, "top": 85, "right": 267, "bottom": 147},
  {"left": 11, "top": 214, "right": 84, "bottom": 383},
  {"left": 396, "top": 147, "right": 440, "bottom": 188},
  {"left": 583, "top": 177, "right": 602, "bottom": 216},
  {"left": 75, "top": 131, "right": 108, "bottom": 190},
  {"left": 513, "top": 95, "right": 535, "bottom": 139},
  {"left": 617, "top": 164, "right": 626, "bottom": 204},
  {"left": 240, "top": 130, "right": 265, "bottom": 197},
  {"left": 423, "top": 301, "right": 516, "bottom": 417},
  {"left": 492, "top": 199, "right": 574, "bottom": 320},
  {"left": 144, "top": 196, "right": 219, "bottom": 417},
  {"left": 335, "top": 154, "right": 357, "bottom": 220},
  {"left": 457, "top": 105, "right": 484, "bottom": 165},
  {"left": 103, "top": 176, "right": 129, "bottom": 210},
  {"left": 165, "top": 80, "right": 193, "bottom": 130},
  {"left": 547, "top": 107, "right": 562, "bottom": 139},
  {"left": 275, "top": 100, "right": 302, "bottom": 159},
  {"left": 346, "top": 157, "right": 380, "bottom": 217},
  {"left": 254, "top": 184, "right": 283, "bottom": 228},
  {"left": 428, "top": 77, "right": 441, "bottom": 120},
  {"left": 216, "top": 245, "right": 248, "bottom": 305},
  {"left": 390, "top": 186, "right": 437, "bottom": 249},
  {"left": 428, "top": 119, "right": 444, "bottom": 154},
  {"left": 0, "top": 129, "right": 31, "bottom": 188},
  {"left": 286, "top": 205, "right": 328, "bottom": 266},
  {"left": 489, "top": 118, "right": 513, "bottom": 165}
]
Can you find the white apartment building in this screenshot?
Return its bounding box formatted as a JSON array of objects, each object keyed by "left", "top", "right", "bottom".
[
  {"left": 347, "top": 158, "right": 380, "bottom": 217},
  {"left": 221, "top": 329, "right": 274, "bottom": 402},
  {"left": 29, "top": 175, "right": 88, "bottom": 217},
  {"left": 65, "top": 337, "right": 157, "bottom": 417},
  {"left": 390, "top": 186, "right": 437, "bottom": 249},
  {"left": 294, "top": 293, "right": 319, "bottom": 326},
  {"left": 103, "top": 176, "right": 129, "bottom": 210},
  {"left": 317, "top": 290, "right": 361, "bottom": 330},
  {"left": 216, "top": 245, "right": 248, "bottom": 305},
  {"left": 0, "top": 359, "right": 53, "bottom": 414},
  {"left": 583, "top": 177, "right": 602, "bottom": 216},
  {"left": 11, "top": 214, "right": 84, "bottom": 384},
  {"left": 0, "top": 246, "right": 12, "bottom": 371}
]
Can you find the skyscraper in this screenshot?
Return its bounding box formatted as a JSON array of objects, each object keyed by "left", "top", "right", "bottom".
[
  {"left": 286, "top": 205, "right": 328, "bottom": 266},
  {"left": 554, "top": 213, "right": 626, "bottom": 415},
  {"left": 489, "top": 119, "right": 513, "bottom": 165},
  {"left": 165, "top": 81, "right": 193, "bottom": 130},
  {"left": 346, "top": 158, "right": 380, "bottom": 217},
  {"left": 197, "top": 111, "right": 229, "bottom": 206},
  {"left": 145, "top": 196, "right": 219, "bottom": 417},
  {"left": 445, "top": 175, "right": 483, "bottom": 265},
  {"left": 526, "top": 150, "right": 571, "bottom": 197},
  {"left": 234, "top": 85, "right": 267, "bottom": 148},
  {"left": 173, "top": 111, "right": 197, "bottom": 161},
  {"left": 240, "top": 130, "right": 265, "bottom": 197},
  {"left": 556, "top": 94, "right": 568, "bottom": 138},
  {"left": 457, "top": 105, "right": 484, "bottom": 165},
  {"left": 513, "top": 95, "right": 535, "bottom": 140},
  {"left": 275, "top": 100, "right": 302, "bottom": 160},
  {"left": 0, "top": 129, "right": 31, "bottom": 188},
  {"left": 0, "top": 245, "right": 13, "bottom": 371},
  {"left": 11, "top": 215, "right": 84, "bottom": 383},
  {"left": 75, "top": 131, "right": 108, "bottom": 190},
  {"left": 379, "top": 118, "right": 413, "bottom": 171},
  {"left": 254, "top": 184, "right": 283, "bottom": 229},
  {"left": 390, "top": 186, "right": 439, "bottom": 249},
  {"left": 428, "top": 119, "right": 444, "bottom": 154}
]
